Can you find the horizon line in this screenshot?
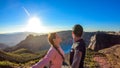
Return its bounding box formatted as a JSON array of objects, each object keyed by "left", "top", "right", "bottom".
[{"left": 0, "top": 30, "right": 119, "bottom": 34}]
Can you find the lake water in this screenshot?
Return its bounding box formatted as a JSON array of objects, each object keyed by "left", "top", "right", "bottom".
[{"left": 61, "top": 44, "right": 72, "bottom": 54}]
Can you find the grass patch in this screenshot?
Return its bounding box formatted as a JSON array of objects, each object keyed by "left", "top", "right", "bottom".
[
  {"left": 84, "top": 48, "right": 100, "bottom": 68},
  {"left": 0, "top": 49, "right": 47, "bottom": 68}
]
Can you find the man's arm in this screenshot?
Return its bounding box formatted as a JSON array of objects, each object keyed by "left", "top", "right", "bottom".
[{"left": 71, "top": 50, "right": 82, "bottom": 68}]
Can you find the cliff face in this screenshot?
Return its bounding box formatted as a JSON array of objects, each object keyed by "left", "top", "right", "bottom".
[{"left": 88, "top": 32, "right": 120, "bottom": 51}]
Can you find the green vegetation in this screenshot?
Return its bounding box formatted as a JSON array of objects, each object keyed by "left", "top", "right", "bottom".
[
  {"left": 0, "top": 61, "right": 19, "bottom": 68},
  {"left": 0, "top": 49, "right": 47, "bottom": 68},
  {"left": 0, "top": 48, "right": 108, "bottom": 68},
  {"left": 11, "top": 48, "right": 34, "bottom": 54},
  {"left": 84, "top": 49, "right": 99, "bottom": 68}
]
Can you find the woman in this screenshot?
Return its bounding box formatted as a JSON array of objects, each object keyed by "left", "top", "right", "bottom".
[{"left": 32, "top": 33, "right": 65, "bottom": 68}]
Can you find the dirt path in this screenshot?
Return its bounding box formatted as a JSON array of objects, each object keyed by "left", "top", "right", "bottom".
[{"left": 93, "top": 55, "right": 111, "bottom": 68}]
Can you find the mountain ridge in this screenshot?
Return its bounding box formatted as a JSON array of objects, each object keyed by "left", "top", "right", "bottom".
[{"left": 88, "top": 32, "right": 120, "bottom": 51}]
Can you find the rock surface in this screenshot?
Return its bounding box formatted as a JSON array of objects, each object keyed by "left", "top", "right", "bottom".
[
  {"left": 99, "top": 44, "right": 120, "bottom": 68},
  {"left": 88, "top": 32, "right": 120, "bottom": 51}
]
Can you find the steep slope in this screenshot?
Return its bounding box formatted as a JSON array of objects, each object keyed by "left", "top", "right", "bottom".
[{"left": 99, "top": 44, "right": 120, "bottom": 68}]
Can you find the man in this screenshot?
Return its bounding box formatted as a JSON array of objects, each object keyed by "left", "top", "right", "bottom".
[{"left": 70, "top": 24, "right": 86, "bottom": 68}]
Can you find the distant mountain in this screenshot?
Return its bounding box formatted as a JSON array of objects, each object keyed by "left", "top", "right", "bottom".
[
  {"left": 1, "top": 30, "right": 120, "bottom": 68},
  {"left": 88, "top": 32, "right": 120, "bottom": 51},
  {"left": 5, "top": 30, "right": 96, "bottom": 53},
  {"left": 0, "top": 43, "right": 9, "bottom": 50},
  {"left": 0, "top": 32, "right": 43, "bottom": 46},
  {"left": 7, "top": 34, "right": 49, "bottom": 52}
]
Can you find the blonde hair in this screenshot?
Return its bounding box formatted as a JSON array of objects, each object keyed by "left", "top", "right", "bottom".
[
  {"left": 48, "top": 33, "right": 65, "bottom": 60},
  {"left": 48, "top": 33, "right": 56, "bottom": 47}
]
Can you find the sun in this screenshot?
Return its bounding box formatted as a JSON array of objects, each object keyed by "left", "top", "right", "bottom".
[{"left": 25, "top": 17, "right": 49, "bottom": 33}]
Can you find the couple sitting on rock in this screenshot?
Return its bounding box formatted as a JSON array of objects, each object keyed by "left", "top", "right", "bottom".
[{"left": 32, "top": 24, "right": 86, "bottom": 68}]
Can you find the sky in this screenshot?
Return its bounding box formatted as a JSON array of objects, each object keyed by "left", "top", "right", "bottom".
[{"left": 0, "top": 0, "right": 120, "bottom": 33}]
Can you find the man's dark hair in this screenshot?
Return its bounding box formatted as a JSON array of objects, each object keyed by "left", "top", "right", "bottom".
[{"left": 72, "top": 24, "right": 83, "bottom": 37}]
